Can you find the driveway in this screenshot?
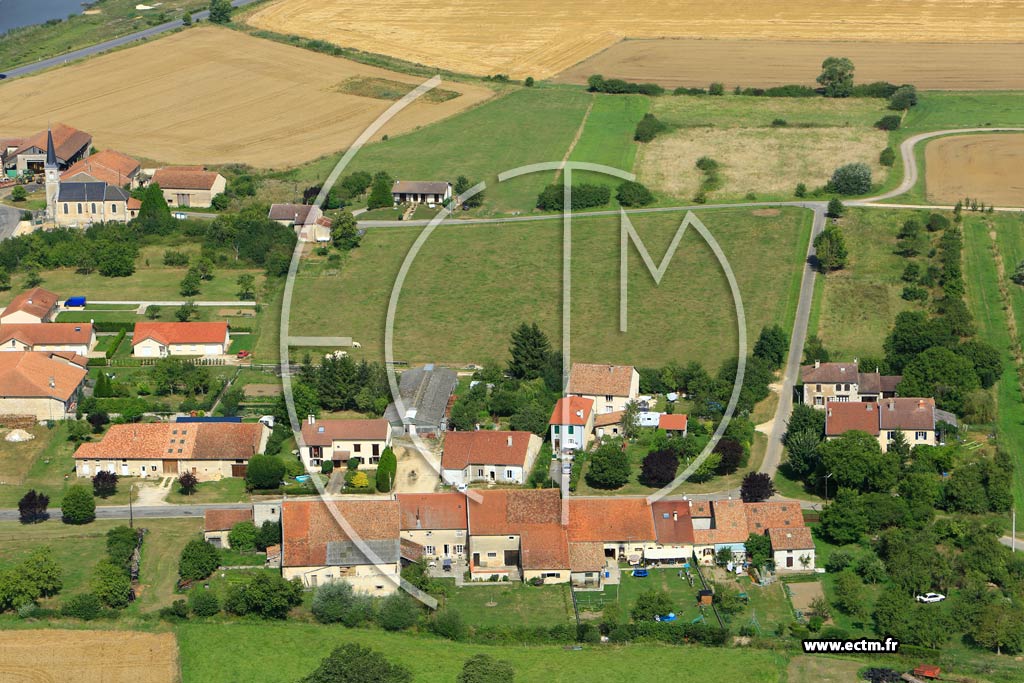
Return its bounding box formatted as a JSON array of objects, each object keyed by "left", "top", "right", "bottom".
[
  {"left": 0, "top": 204, "right": 21, "bottom": 241},
  {"left": 393, "top": 443, "right": 441, "bottom": 493}
]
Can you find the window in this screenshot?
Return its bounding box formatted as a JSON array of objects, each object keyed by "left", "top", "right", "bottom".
[
  {"left": 424, "top": 545, "right": 435, "bottom": 555},
  {"left": 814, "top": 396, "right": 824, "bottom": 406},
  {"left": 837, "top": 395, "right": 849, "bottom": 402},
  {"left": 77, "top": 203, "right": 82, "bottom": 213},
  {"left": 63, "top": 203, "right": 68, "bottom": 213},
  {"left": 553, "top": 425, "right": 560, "bottom": 434},
  {"left": 477, "top": 468, "right": 484, "bottom": 477},
  {"left": 887, "top": 431, "right": 895, "bottom": 440},
  {"left": 487, "top": 552, "right": 497, "bottom": 558},
  {"left": 915, "top": 431, "right": 927, "bottom": 440},
  {"left": 568, "top": 426, "right": 575, "bottom": 435},
  {"left": 151, "top": 465, "right": 157, "bottom": 471},
  {"left": 111, "top": 203, "right": 117, "bottom": 213},
  {"left": 815, "top": 384, "right": 821, "bottom": 392},
  {"left": 506, "top": 469, "right": 514, "bottom": 479},
  {"left": 605, "top": 395, "right": 612, "bottom": 401},
  {"left": 90, "top": 203, "right": 96, "bottom": 213},
  {"left": 354, "top": 444, "right": 361, "bottom": 453},
  {"left": 454, "top": 544, "right": 464, "bottom": 554},
  {"left": 372, "top": 444, "right": 379, "bottom": 456}
]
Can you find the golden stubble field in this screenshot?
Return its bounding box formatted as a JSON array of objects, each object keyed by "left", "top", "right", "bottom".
[
  {"left": 246, "top": 0, "right": 1024, "bottom": 79},
  {"left": 925, "top": 134, "right": 1024, "bottom": 206},
  {"left": 0, "top": 27, "right": 493, "bottom": 168},
  {"left": 0, "top": 630, "right": 179, "bottom": 683}
]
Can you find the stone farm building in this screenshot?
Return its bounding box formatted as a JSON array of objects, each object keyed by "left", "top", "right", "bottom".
[
  {"left": 1, "top": 122, "right": 91, "bottom": 173},
  {"left": 61, "top": 149, "right": 142, "bottom": 188},
  {"left": 801, "top": 360, "right": 901, "bottom": 408},
  {"left": 298, "top": 417, "right": 392, "bottom": 471},
  {"left": 151, "top": 166, "right": 227, "bottom": 208},
  {"left": 131, "top": 321, "right": 230, "bottom": 357},
  {"left": 824, "top": 397, "right": 956, "bottom": 452},
  {"left": 0, "top": 288, "right": 59, "bottom": 324},
  {"left": 383, "top": 364, "right": 458, "bottom": 436},
  {"left": 391, "top": 180, "right": 451, "bottom": 206},
  {"left": 0, "top": 351, "right": 87, "bottom": 421},
  {"left": 73, "top": 421, "right": 269, "bottom": 479},
  {"left": 440, "top": 430, "right": 542, "bottom": 486},
  {"left": 567, "top": 363, "right": 640, "bottom": 415}
]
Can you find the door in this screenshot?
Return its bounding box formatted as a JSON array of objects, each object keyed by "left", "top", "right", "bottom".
[
  {"left": 472, "top": 553, "right": 480, "bottom": 566},
  {"left": 231, "top": 464, "right": 247, "bottom": 477},
  {"left": 489, "top": 471, "right": 495, "bottom": 481},
  {"left": 786, "top": 556, "right": 794, "bottom": 568},
  {"left": 163, "top": 460, "right": 178, "bottom": 474},
  {"left": 504, "top": 550, "right": 519, "bottom": 567},
  {"left": 82, "top": 463, "right": 89, "bottom": 475},
  {"left": 443, "top": 544, "right": 450, "bottom": 557},
  {"left": 121, "top": 463, "right": 129, "bottom": 475}
]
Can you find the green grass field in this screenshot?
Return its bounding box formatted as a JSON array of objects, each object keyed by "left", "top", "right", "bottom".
[
  {"left": 649, "top": 94, "right": 888, "bottom": 129},
  {"left": 291, "top": 206, "right": 811, "bottom": 369},
  {"left": 164, "top": 477, "right": 249, "bottom": 504},
  {"left": 436, "top": 580, "right": 574, "bottom": 627},
  {"left": 813, "top": 208, "right": 934, "bottom": 361},
  {"left": 0, "top": 423, "right": 79, "bottom": 508},
  {"left": 176, "top": 621, "right": 787, "bottom": 683},
  {"left": 568, "top": 93, "right": 649, "bottom": 187}
]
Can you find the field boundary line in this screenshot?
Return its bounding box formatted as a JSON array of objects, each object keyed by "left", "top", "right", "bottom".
[{"left": 553, "top": 96, "right": 595, "bottom": 183}]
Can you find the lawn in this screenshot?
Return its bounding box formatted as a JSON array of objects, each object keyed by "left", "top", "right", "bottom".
[
  {"left": 813, "top": 208, "right": 934, "bottom": 361},
  {"left": 0, "top": 517, "right": 201, "bottom": 612},
  {"left": 650, "top": 94, "right": 888, "bottom": 130},
  {"left": 176, "top": 621, "right": 788, "bottom": 683},
  {"left": 164, "top": 477, "right": 249, "bottom": 504},
  {"left": 437, "top": 579, "right": 574, "bottom": 627},
  {"left": 291, "top": 206, "right": 812, "bottom": 370},
  {"left": 567, "top": 93, "right": 649, "bottom": 187},
  {"left": 0, "top": 423, "right": 82, "bottom": 508},
  {"left": 268, "top": 86, "right": 594, "bottom": 215},
  {"left": 963, "top": 213, "right": 1024, "bottom": 512}
]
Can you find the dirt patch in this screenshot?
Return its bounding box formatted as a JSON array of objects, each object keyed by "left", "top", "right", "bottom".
[
  {"left": 786, "top": 581, "right": 825, "bottom": 615},
  {"left": 248, "top": 0, "right": 1024, "bottom": 80},
  {"left": 244, "top": 383, "right": 282, "bottom": 397},
  {"left": 637, "top": 127, "right": 887, "bottom": 199},
  {"left": 925, "top": 134, "right": 1024, "bottom": 207},
  {"left": 218, "top": 308, "right": 255, "bottom": 318},
  {"left": 0, "top": 630, "right": 178, "bottom": 683},
  {"left": 0, "top": 26, "right": 493, "bottom": 168},
  {"left": 751, "top": 209, "right": 780, "bottom": 217},
  {"left": 554, "top": 39, "right": 1024, "bottom": 90},
  {"left": 336, "top": 76, "right": 460, "bottom": 103},
  {"left": 787, "top": 656, "right": 865, "bottom": 683}
]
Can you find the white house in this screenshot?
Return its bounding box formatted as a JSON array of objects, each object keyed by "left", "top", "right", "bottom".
[
  {"left": 298, "top": 416, "right": 393, "bottom": 471},
  {"left": 768, "top": 527, "right": 816, "bottom": 572},
  {"left": 0, "top": 323, "right": 96, "bottom": 357},
  {"left": 549, "top": 396, "right": 595, "bottom": 455},
  {"left": 0, "top": 287, "right": 59, "bottom": 324},
  {"left": 391, "top": 180, "right": 451, "bottom": 206},
  {"left": 566, "top": 363, "right": 640, "bottom": 415},
  {"left": 131, "top": 321, "right": 230, "bottom": 357},
  {"left": 440, "top": 430, "right": 542, "bottom": 486}
]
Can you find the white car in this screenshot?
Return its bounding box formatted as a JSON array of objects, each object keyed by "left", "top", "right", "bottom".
[
  {"left": 915, "top": 592, "right": 946, "bottom": 603},
  {"left": 172, "top": 211, "right": 188, "bottom": 220}
]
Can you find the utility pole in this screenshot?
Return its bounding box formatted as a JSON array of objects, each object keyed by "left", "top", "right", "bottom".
[
  {"left": 129, "top": 483, "right": 135, "bottom": 528},
  {"left": 1013, "top": 508, "right": 1016, "bottom": 553},
  {"left": 823, "top": 472, "right": 833, "bottom": 506}
]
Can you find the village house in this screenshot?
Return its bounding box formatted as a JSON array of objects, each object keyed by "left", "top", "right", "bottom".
[
  {"left": 593, "top": 410, "right": 623, "bottom": 439},
  {"left": 61, "top": 149, "right": 142, "bottom": 188},
  {"left": 690, "top": 499, "right": 753, "bottom": 564},
  {"left": 298, "top": 416, "right": 392, "bottom": 471},
  {"left": 567, "top": 497, "right": 658, "bottom": 566},
  {"left": 649, "top": 500, "right": 696, "bottom": 566},
  {"left": 383, "top": 364, "right": 458, "bottom": 436},
  {"left": 801, "top": 360, "right": 901, "bottom": 408},
  {"left": 568, "top": 541, "right": 606, "bottom": 589},
  {"left": 281, "top": 499, "right": 401, "bottom": 595},
  {"left": 131, "top": 321, "right": 230, "bottom": 357},
  {"left": 73, "top": 421, "right": 269, "bottom": 479},
  {"left": 440, "top": 430, "right": 542, "bottom": 486},
  {"left": 151, "top": 166, "right": 227, "bottom": 208},
  {"left": 2, "top": 123, "right": 91, "bottom": 173},
  {"left": 203, "top": 508, "right": 254, "bottom": 549},
  {"left": 0, "top": 322, "right": 96, "bottom": 356},
  {"left": 0, "top": 287, "right": 59, "bottom": 324},
  {"left": 0, "top": 351, "right": 87, "bottom": 421},
  {"left": 466, "top": 489, "right": 564, "bottom": 581},
  {"left": 397, "top": 492, "right": 469, "bottom": 565},
  {"left": 567, "top": 363, "right": 640, "bottom": 415},
  {"left": 768, "top": 527, "right": 816, "bottom": 572},
  {"left": 691, "top": 499, "right": 813, "bottom": 570},
  {"left": 391, "top": 180, "right": 451, "bottom": 206},
  {"left": 825, "top": 397, "right": 955, "bottom": 452},
  {"left": 267, "top": 203, "right": 332, "bottom": 243},
  {"left": 549, "top": 395, "right": 595, "bottom": 455}
]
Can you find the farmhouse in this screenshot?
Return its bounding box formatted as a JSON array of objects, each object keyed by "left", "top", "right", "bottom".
[
  {"left": 691, "top": 499, "right": 813, "bottom": 569},
  {"left": 768, "top": 526, "right": 815, "bottom": 572},
  {"left": 0, "top": 351, "right": 87, "bottom": 421},
  {"left": 131, "top": 321, "right": 230, "bottom": 357},
  {"left": 391, "top": 180, "right": 451, "bottom": 206},
  {"left": 267, "top": 203, "right": 332, "bottom": 242},
  {"left": 73, "top": 421, "right": 269, "bottom": 479},
  {"left": 61, "top": 149, "right": 142, "bottom": 188},
  {"left": 649, "top": 500, "right": 696, "bottom": 565},
  {"left": 0, "top": 322, "right": 96, "bottom": 356},
  {"left": 567, "top": 497, "right": 658, "bottom": 565},
  {"left": 397, "top": 492, "right": 469, "bottom": 564},
  {"left": 466, "top": 488, "right": 565, "bottom": 581},
  {"left": 203, "top": 508, "right": 254, "bottom": 549},
  {"left": 567, "top": 362, "right": 640, "bottom": 414},
  {"left": 801, "top": 360, "right": 901, "bottom": 408},
  {"left": 568, "top": 541, "right": 606, "bottom": 588},
  {"left": 383, "top": 364, "right": 458, "bottom": 436},
  {"left": 298, "top": 416, "right": 392, "bottom": 470},
  {"left": 440, "top": 430, "right": 542, "bottom": 486},
  {"left": 2, "top": 123, "right": 91, "bottom": 173},
  {"left": 549, "top": 395, "right": 595, "bottom": 455},
  {"left": 281, "top": 499, "right": 401, "bottom": 595},
  {"left": 0, "top": 287, "right": 59, "bottom": 324},
  {"left": 825, "top": 397, "right": 955, "bottom": 452},
  {"left": 151, "top": 166, "right": 227, "bottom": 208}
]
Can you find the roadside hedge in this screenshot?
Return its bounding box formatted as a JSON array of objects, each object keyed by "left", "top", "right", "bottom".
[
  {"left": 92, "top": 321, "right": 135, "bottom": 333},
  {"left": 105, "top": 329, "right": 127, "bottom": 359}
]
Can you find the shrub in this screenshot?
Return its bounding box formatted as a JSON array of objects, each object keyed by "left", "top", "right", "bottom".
[
  {"left": 10, "top": 186, "right": 27, "bottom": 202},
  {"left": 106, "top": 526, "right": 138, "bottom": 570},
  {"left": 888, "top": 85, "right": 918, "bottom": 110},
  {"left": 524, "top": 76, "right": 534, "bottom": 87},
  {"left": 178, "top": 540, "right": 220, "bottom": 581},
  {"left": 673, "top": 86, "right": 706, "bottom": 95},
  {"left": 708, "top": 82, "right": 725, "bottom": 96},
  {"left": 376, "top": 447, "right": 397, "bottom": 492},
  {"left": 312, "top": 580, "right": 374, "bottom": 627},
  {"left": 874, "top": 115, "right": 901, "bottom": 131},
  {"left": 879, "top": 147, "right": 895, "bottom": 167},
  {"left": 61, "top": 593, "right": 102, "bottom": 621},
  {"left": 771, "top": 118, "right": 787, "bottom": 127},
  {"left": 695, "top": 156, "right": 719, "bottom": 172},
  {"left": 255, "top": 520, "right": 281, "bottom": 551},
  {"left": 228, "top": 521, "right": 258, "bottom": 552},
  {"left": 378, "top": 592, "right": 420, "bottom": 631},
  {"left": 321, "top": 460, "right": 334, "bottom": 474},
  {"left": 245, "top": 455, "right": 285, "bottom": 490},
  {"left": 536, "top": 183, "right": 610, "bottom": 211},
  {"left": 430, "top": 609, "right": 468, "bottom": 641},
  {"left": 616, "top": 180, "right": 654, "bottom": 207},
  {"left": 794, "top": 183, "right": 807, "bottom": 198},
  {"left": 92, "top": 470, "right": 118, "bottom": 498},
  {"left": 926, "top": 213, "right": 950, "bottom": 232},
  {"left": 829, "top": 163, "right": 872, "bottom": 195},
  {"left": 189, "top": 589, "right": 220, "bottom": 617},
  {"left": 61, "top": 485, "right": 95, "bottom": 524},
  {"left": 826, "top": 197, "right": 845, "bottom": 218},
  {"left": 634, "top": 113, "right": 667, "bottom": 142},
  {"left": 224, "top": 572, "right": 302, "bottom": 619},
  {"left": 91, "top": 560, "right": 131, "bottom": 608},
  {"left": 18, "top": 489, "right": 49, "bottom": 524}
]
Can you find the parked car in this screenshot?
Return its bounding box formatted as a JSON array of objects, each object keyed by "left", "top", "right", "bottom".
[
  {"left": 172, "top": 211, "right": 187, "bottom": 220},
  {"left": 915, "top": 592, "right": 946, "bottom": 603},
  {"left": 236, "top": 350, "right": 251, "bottom": 359},
  {"left": 561, "top": 463, "right": 572, "bottom": 475}
]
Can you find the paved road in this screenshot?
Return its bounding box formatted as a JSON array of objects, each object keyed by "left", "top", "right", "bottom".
[
  {"left": 0, "top": 0, "right": 262, "bottom": 80},
  {"left": 0, "top": 204, "right": 21, "bottom": 241},
  {"left": 0, "top": 502, "right": 251, "bottom": 522}
]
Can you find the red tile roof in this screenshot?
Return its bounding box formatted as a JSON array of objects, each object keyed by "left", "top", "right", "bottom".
[
  {"left": 0, "top": 352, "right": 87, "bottom": 400},
  {"left": 13, "top": 123, "right": 91, "bottom": 163},
  {"left": 468, "top": 489, "right": 561, "bottom": 536},
  {"left": 132, "top": 321, "right": 228, "bottom": 346},
  {"left": 567, "top": 498, "right": 656, "bottom": 543},
  {"left": 659, "top": 414, "right": 688, "bottom": 431},
  {"left": 397, "top": 492, "right": 468, "bottom": 530},
  {"left": 0, "top": 322, "right": 93, "bottom": 347},
  {"left": 744, "top": 501, "right": 804, "bottom": 535},
  {"left": 768, "top": 526, "right": 814, "bottom": 551},
  {"left": 301, "top": 418, "right": 390, "bottom": 446},
  {"left": 151, "top": 166, "right": 222, "bottom": 191},
  {"left": 1, "top": 287, "right": 59, "bottom": 321},
  {"left": 878, "top": 397, "right": 936, "bottom": 430},
  {"left": 61, "top": 149, "right": 140, "bottom": 186},
  {"left": 567, "top": 363, "right": 636, "bottom": 396},
  {"left": 651, "top": 501, "right": 695, "bottom": 544},
  {"left": 692, "top": 500, "right": 749, "bottom": 545},
  {"left": 594, "top": 410, "right": 624, "bottom": 428},
  {"left": 520, "top": 524, "right": 569, "bottom": 570},
  {"left": 127, "top": 197, "right": 142, "bottom": 210},
  {"left": 205, "top": 507, "right": 253, "bottom": 532},
  {"left": 441, "top": 430, "right": 535, "bottom": 470},
  {"left": 825, "top": 401, "right": 881, "bottom": 437},
  {"left": 74, "top": 422, "right": 264, "bottom": 461},
  {"left": 800, "top": 361, "right": 860, "bottom": 384},
  {"left": 549, "top": 396, "right": 593, "bottom": 426},
  {"left": 568, "top": 542, "right": 604, "bottom": 572},
  {"left": 282, "top": 499, "right": 399, "bottom": 567}
]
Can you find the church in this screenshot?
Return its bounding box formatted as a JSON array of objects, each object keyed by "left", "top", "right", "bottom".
[{"left": 43, "top": 129, "right": 132, "bottom": 227}]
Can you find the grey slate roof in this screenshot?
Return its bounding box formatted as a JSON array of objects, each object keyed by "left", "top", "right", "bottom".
[
  {"left": 57, "top": 181, "right": 129, "bottom": 203},
  {"left": 392, "top": 180, "right": 449, "bottom": 195},
  {"left": 383, "top": 364, "right": 457, "bottom": 431},
  {"left": 326, "top": 539, "right": 399, "bottom": 565}
]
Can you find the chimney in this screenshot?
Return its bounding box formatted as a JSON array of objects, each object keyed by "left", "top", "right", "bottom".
[
  {"left": 827, "top": 407, "right": 832, "bottom": 418},
  {"left": 840, "top": 366, "right": 846, "bottom": 374},
  {"left": 918, "top": 399, "right": 925, "bottom": 410},
  {"left": 865, "top": 404, "right": 871, "bottom": 412},
  {"left": 506, "top": 435, "right": 512, "bottom": 447},
  {"left": 307, "top": 414, "right": 315, "bottom": 425},
  {"left": 672, "top": 510, "right": 678, "bottom": 522},
  {"left": 814, "top": 360, "right": 820, "bottom": 369}
]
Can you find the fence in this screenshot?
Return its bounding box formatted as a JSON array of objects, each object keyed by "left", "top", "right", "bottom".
[{"left": 691, "top": 552, "right": 726, "bottom": 629}]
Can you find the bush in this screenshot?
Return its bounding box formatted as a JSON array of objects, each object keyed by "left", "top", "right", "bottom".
[
  {"left": 794, "top": 183, "right": 807, "bottom": 198},
  {"left": 430, "top": 609, "right": 468, "bottom": 641},
  {"left": 255, "top": 520, "right": 281, "bottom": 551},
  {"left": 536, "top": 183, "right": 610, "bottom": 211},
  {"left": 91, "top": 560, "right": 131, "bottom": 608},
  {"left": 879, "top": 147, "right": 895, "bottom": 167},
  {"left": 926, "top": 213, "right": 950, "bottom": 232},
  {"left": 245, "top": 455, "right": 285, "bottom": 490},
  {"left": 106, "top": 526, "right": 138, "bottom": 570},
  {"left": 312, "top": 580, "right": 374, "bottom": 627},
  {"left": 228, "top": 521, "right": 257, "bottom": 552},
  {"left": 92, "top": 470, "right": 118, "bottom": 498},
  {"left": 378, "top": 592, "right": 420, "bottom": 631},
  {"left": 178, "top": 539, "right": 220, "bottom": 581},
  {"left": 61, "top": 485, "right": 95, "bottom": 524},
  {"left": 708, "top": 82, "right": 725, "bottom": 96},
  {"left": 673, "top": 86, "right": 706, "bottom": 95},
  {"left": 224, "top": 572, "right": 302, "bottom": 619},
  {"left": 634, "top": 113, "right": 667, "bottom": 142},
  {"left": 829, "top": 163, "right": 872, "bottom": 195},
  {"left": 616, "top": 180, "right": 654, "bottom": 207},
  {"left": 888, "top": 85, "right": 918, "bottom": 110},
  {"left": 61, "top": 593, "right": 102, "bottom": 621},
  {"left": 376, "top": 447, "right": 397, "bottom": 492},
  {"left": 874, "top": 115, "right": 901, "bottom": 131},
  {"left": 189, "top": 589, "right": 220, "bottom": 617}
]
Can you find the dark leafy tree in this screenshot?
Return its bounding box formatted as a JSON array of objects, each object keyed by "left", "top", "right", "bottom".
[
  {"left": 753, "top": 324, "right": 788, "bottom": 369},
  {"left": 740, "top": 472, "right": 775, "bottom": 502},
  {"left": 224, "top": 572, "right": 302, "bottom": 619},
  {"left": 814, "top": 226, "right": 848, "bottom": 271},
  {"left": 818, "top": 430, "right": 896, "bottom": 493},
  {"left": 177, "top": 471, "right": 198, "bottom": 495},
  {"left": 87, "top": 410, "right": 110, "bottom": 433},
  {"left": 585, "top": 441, "right": 631, "bottom": 490},
  {"left": 245, "top": 455, "right": 286, "bottom": 491},
  {"left": 633, "top": 114, "right": 667, "bottom": 143},
  {"left": 507, "top": 322, "right": 552, "bottom": 380},
  {"left": 61, "top": 485, "right": 95, "bottom": 524},
  {"left": 899, "top": 346, "right": 980, "bottom": 415},
  {"left": 228, "top": 521, "right": 258, "bottom": 552},
  {"left": 816, "top": 57, "right": 855, "bottom": 97},
  {"left": 376, "top": 447, "right": 397, "bottom": 492},
  {"left": 236, "top": 273, "right": 256, "bottom": 300},
  {"left": 134, "top": 183, "right": 175, "bottom": 234},
  {"left": 92, "top": 470, "right": 118, "bottom": 498},
  {"left": 18, "top": 490, "right": 49, "bottom": 524},
  {"left": 179, "top": 539, "right": 220, "bottom": 581},
  {"left": 631, "top": 589, "right": 673, "bottom": 621},
  {"left": 745, "top": 533, "right": 771, "bottom": 568},
  {"left": 888, "top": 85, "right": 918, "bottom": 110},
  {"left": 639, "top": 449, "right": 678, "bottom": 487},
  {"left": 713, "top": 438, "right": 744, "bottom": 475},
  {"left": 802, "top": 335, "right": 830, "bottom": 364},
  {"left": 819, "top": 488, "right": 867, "bottom": 544},
  {"left": 829, "top": 163, "right": 872, "bottom": 195},
  {"left": 616, "top": 180, "right": 655, "bottom": 206},
  {"left": 955, "top": 339, "right": 1002, "bottom": 389},
  {"left": 367, "top": 171, "right": 393, "bottom": 210},
  {"left": 509, "top": 401, "right": 550, "bottom": 436},
  {"left": 208, "top": 0, "right": 232, "bottom": 24},
  {"left": 301, "top": 644, "right": 412, "bottom": 683},
  {"left": 784, "top": 429, "right": 821, "bottom": 479},
  {"left": 91, "top": 559, "right": 131, "bottom": 608},
  {"left": 377, "top": 592, "right": 421, "bottom": 631},
  {"left": 189, "top": 589, "right": 220, "bottom": 616},
  {"left": 330, "top": 210, "right": 361, "bottom": 250},
  {"left": 255, "top": 520, "right": 282, "bottom": 551},
  {"left": 883, "top": 310, "right": 955, "bottom": 372}
]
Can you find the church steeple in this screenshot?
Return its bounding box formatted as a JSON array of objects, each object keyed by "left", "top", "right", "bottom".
[
  {"left": 45, "top": 126, "right": 57, "bottom": 169},
  {"left": 44, "top": 126, "right": 61, "bottom": 223}
]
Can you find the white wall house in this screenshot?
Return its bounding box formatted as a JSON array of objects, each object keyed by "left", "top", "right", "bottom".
[
  {"left": 440, "top": 430, "right": 542, "bottom": 486},
  {"left": 566, "top": 363, "right": 640, "bottom": 415},
  {"left": 132, "top": 322, "right": 230, "bottom": 357},
  {"left": 549, "top": 396, "right": 595, "bottom": 456},
  {"left": 299, "top": 417, "right": 392, "bottom": 471}
]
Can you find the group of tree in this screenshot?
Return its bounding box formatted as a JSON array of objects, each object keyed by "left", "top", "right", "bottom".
[
  {"left": 587, "top": 75, "right": 664, "bottom": 96},
  {"left": 293, "top": 352, "right": 393, "bottom": 416},
  {"left": 18, "top": 489, "right": 50, "bottom": 523},
  {"left": 151, "top": 357, "right": 214, "bottom": 397},
  {"left": 0, "top": 547, "right": 62, "bottom": 613},
  {"left": 536, "top": 183, "right": 610, "bottom": 211},
  {"left": 453, "top": 175, "right": 485, "bottom": 209}
]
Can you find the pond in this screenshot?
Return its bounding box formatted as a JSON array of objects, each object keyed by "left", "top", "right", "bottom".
[{"left": 0, "top": 0, "right": 90, "bottom": 35}]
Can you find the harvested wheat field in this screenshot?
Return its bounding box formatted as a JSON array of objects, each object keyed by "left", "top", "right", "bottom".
[
  {"left": 0, "top": 630, "right": 179, "bottom": 683},
  {"left": 0, "top": 27, "right": 492, "bottom": 168},
  {"left": 246, "top": 0, "right": 1024, "bottom": 79},
  {"left": 637, "top": 127, "right": 888, "bottom": 199},
  {"left": 925, "top": 134, "right": 1024, "bottom": 206},
  {"left": 554, "top": 39, "right": 1024, "bottom": 90}
]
